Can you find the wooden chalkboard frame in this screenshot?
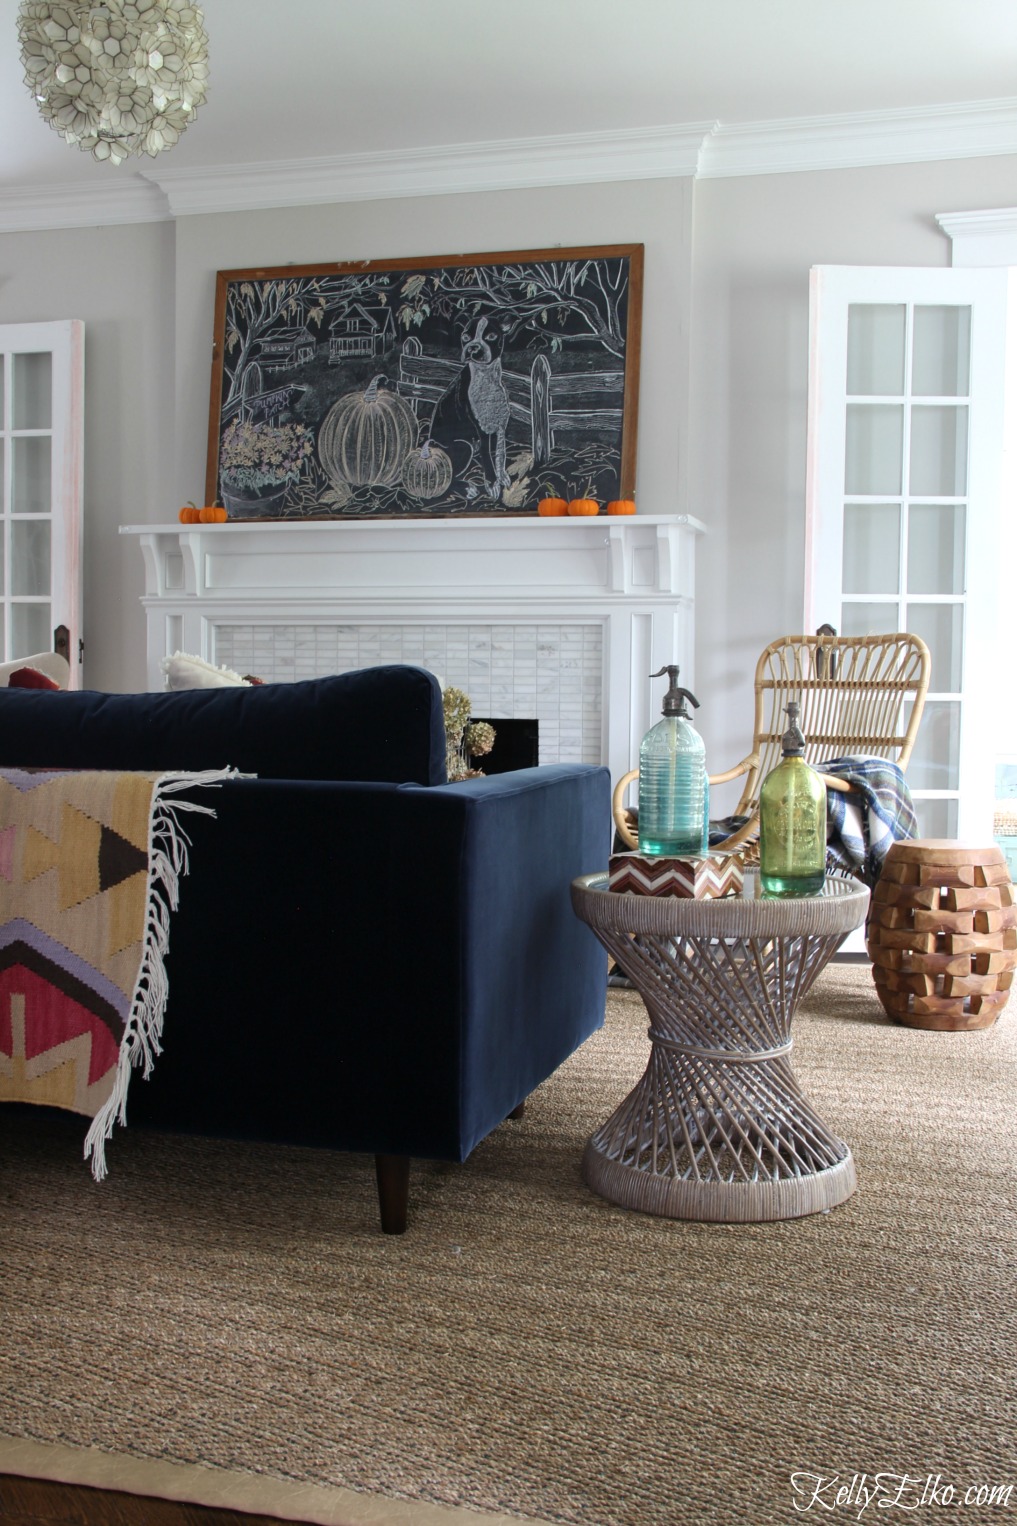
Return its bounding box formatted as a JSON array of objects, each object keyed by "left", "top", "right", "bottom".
[{"left": 205, "top": 244, "right": 643, "bottom": 519}]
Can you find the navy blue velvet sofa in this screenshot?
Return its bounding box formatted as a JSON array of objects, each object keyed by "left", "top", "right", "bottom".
[{"left": 0, "top": 664, "right": 611, "bottom": 1231}]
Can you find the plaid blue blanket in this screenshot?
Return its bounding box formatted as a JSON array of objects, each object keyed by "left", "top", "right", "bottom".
[
  {"left": 818, "top": 755, "right": 918, "bottom": 887},
  {"left": 706, "top": 755, "right": 918, "bottom": 888}
]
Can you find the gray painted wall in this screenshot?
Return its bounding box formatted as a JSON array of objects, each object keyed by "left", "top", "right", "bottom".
[
  {"left": 0, "top": 220, "right": 174, "bottom": 690},
  {"left": 0, "top": 152, "right": 1013, "bottom": 788}
]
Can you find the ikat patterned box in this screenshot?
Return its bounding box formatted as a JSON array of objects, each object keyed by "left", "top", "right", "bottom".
[{"left": 607, "top": 851, "right": 744, "bottom": 899}]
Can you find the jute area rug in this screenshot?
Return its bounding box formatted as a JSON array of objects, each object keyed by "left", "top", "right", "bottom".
[{"left": 0, "top": 964, "right": 1014, "bottom": 1526}]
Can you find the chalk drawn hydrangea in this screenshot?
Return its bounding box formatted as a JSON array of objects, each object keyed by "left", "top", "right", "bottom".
[{"left": 219, "top": 419, "right": 314, "bottom": 492}]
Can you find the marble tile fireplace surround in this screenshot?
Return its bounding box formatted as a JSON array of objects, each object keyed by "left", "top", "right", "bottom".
[{"left": 121, "top": 515, "right": 703, "bottom": 788}]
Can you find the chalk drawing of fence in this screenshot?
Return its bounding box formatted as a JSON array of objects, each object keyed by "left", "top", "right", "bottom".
[{"left": 397, "top": 338, "right": 624, "bottom": 467}]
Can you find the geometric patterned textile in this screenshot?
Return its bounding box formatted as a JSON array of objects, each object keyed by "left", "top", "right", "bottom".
[
  {"left": 0, "top": 767, "right": 234, "bottom": 1178},
  {"left": 607, "top": 851, "right": 744, "bottom": 899}
]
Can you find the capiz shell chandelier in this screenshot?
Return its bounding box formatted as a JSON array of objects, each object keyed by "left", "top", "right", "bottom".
[{"left": 18, "top": 0, "right": 209, "bottom": 165}]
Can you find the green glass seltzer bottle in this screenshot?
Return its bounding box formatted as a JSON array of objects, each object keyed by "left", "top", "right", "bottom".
[{"left": 759, "top": 701, "right": 827, "bottom": 897}]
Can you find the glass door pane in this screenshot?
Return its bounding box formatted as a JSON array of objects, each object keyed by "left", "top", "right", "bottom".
[
  {"left": 12, "top": 603, "right": 51, "bottom": 656},
  {"left": 905, "top": 603, "right": 963, "bottom": 692},
  {"left": 12, "top": 351, "right": 52, "bottom": 429},
  {"left": 12, "top": 519, "right": 51, "bottom": 595},
  {"left": 911, "top": 306, "right": 970, "bottom": 396},
  {"left": 907, "top": 700, "right": 961, "bottom": 791},
  {"left": 11, "top": 437, "right": 52, "bottom": 513},
  {"left": 909, "top": 405, "right": 968, "bottom": 496},
  {"left": 806, "top": 264, "right": 1010, "bottom": 845},
  {"left": 846, "top": 304, "right": 905, "bottom": 394},
  {"left": 0, "top": 321, "right": 83, "bottom": 682},
  {"left": 840, "top": 601, "right": 901, "bottom": 637},
  {"left": 6, "top": 354, "right": 54, "bottom": 665},
  {"left": 840, "top": 301, "right": 973, "bottom": 838},
  {"left": 919, "top": 799, "right": 959, "bottom": 838},
  {"left": 843, "top": 504, "right": 900, "bottom": 593},
  {"left": 844, "top": 406, "right": 903, "bottom": 494},
  {"left": 907, "top": 504, "right": 965, "bottom": 594}
]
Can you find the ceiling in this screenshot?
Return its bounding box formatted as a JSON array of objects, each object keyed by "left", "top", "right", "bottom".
[{"left": 1, "top": 0, "right": 1016, "bottom": 199}]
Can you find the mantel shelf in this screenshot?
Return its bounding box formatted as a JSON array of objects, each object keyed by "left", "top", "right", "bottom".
[{"left": 121, "top": 514, "right": 706, "bottom": 535}]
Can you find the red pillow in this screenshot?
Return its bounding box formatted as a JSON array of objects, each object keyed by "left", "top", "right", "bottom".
[{"left": 7, "top": 666, "right": 61, "bottom": 690}]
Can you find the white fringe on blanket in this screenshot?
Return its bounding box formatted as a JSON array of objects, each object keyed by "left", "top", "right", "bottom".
[{"left": 84, "top": 767, "right": 238, "bottom": 1180}]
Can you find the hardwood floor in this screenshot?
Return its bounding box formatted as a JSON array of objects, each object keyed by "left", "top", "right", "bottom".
[{"left": 0, "top": 1474, "right": 302, "bottom": 1525}]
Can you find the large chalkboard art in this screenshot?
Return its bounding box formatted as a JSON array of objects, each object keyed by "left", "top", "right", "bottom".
[{"left": 205, "top": 245, "right": 643, "bottom": 519}]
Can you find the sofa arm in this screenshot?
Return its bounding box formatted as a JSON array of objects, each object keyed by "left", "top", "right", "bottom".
[
  {"left": 128, "top": 766, "right": 611, "bottom": 1172},
  {"left": 405, "top": 765, "right": 613, "bottom": 1155}
]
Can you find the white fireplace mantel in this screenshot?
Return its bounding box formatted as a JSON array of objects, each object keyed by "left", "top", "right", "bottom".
[{"left": 120, "top": 514, "right": 705, "bottom": 788}]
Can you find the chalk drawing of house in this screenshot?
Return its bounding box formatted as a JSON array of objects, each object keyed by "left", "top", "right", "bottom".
[
  {"left": 328, "top": 303, "right": 396, "bottom": 361},
  {"left": 256, "top": 326, "right": 318, "bottom": 369}
]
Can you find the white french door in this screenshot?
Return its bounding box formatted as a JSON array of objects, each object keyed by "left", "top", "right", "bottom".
[
  {"left": 806, "top": 266, "right": 1016, "bottom": 844},
  {"left": 0, "top": 320, "right": 84, "bottom": 686}
]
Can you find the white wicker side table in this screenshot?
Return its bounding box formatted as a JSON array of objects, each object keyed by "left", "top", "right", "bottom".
[{"left": 571, "top": 871, "right": 870, "bottom": 1223}]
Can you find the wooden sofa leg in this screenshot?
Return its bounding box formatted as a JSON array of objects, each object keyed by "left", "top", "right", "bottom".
[
  {"left": 374, "top": 1153, "right": 410, "bottom": 1234},
  {"left": 507, "top": 1101, "right": 526, "bottom": 1120}
]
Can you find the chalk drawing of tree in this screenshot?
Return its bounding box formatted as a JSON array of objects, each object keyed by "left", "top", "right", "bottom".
[
  {"left": 395, "top": 258, "right": 630, "bottom": 358},
  {"left": 222, "top": 274, "right": 395, "bottom": 408}
]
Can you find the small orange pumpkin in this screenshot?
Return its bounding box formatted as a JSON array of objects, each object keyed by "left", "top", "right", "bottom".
[
  {"left": 178, "top": 502, "right": 202, "bottom": 524},
  {"left": 568, "top": 497, "right": 600, "bottom": 516},
  {"left": 606, "top": 499, "right": 636, "bottom": 516},
  {"left": 537, "top": 496, "right": 568, "bottom": 517},
  {"left": 199, "top": 504, "right": 228, "bottom": 523}
]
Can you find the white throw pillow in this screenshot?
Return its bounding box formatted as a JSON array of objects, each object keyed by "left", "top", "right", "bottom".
[
  {"left": 0, "top": 651, "right": 70, "bottom": 688},
  {"left": 162, "top": 652, "right": 251, "bottom": 690}
]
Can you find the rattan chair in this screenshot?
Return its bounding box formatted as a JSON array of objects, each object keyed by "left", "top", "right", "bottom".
[{"left": 612, "top": 630, "right": 932, "bottom": 859}]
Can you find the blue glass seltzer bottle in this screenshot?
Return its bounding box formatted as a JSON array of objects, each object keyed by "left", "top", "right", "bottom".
[{"left": 638, "top": 665, "right": 708, "bottom": 857}]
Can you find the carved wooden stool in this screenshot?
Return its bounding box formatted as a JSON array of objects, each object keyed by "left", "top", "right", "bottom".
[{"left": 867, "top": 839, "right": 1016, "bottom": 1030}]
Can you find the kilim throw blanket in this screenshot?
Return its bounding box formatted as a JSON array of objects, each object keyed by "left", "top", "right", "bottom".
[{"left": 0, "top": 766, "right": 235, "bottom": 1179}]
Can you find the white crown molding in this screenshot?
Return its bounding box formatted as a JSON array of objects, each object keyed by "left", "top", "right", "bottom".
[
  {"left": 146, "top": 124, "right": 714, "bottom": 218},
  {"left": 120, "top": 96, "right": 1017, "bottom": 217},
  {"left": 0, "top": 177, "right": 171, "bottom": 234},
  {"left": 936, "top": 207, "right": 1017, "bottom": 238},
  {"left": 2, "top": 98, "right": 1017, "bottom": 233},
  {"left": 936, "top": 206, "right": 1017, "bottom": 266},
  {"left": 698, "top": 97, "right": 1017, "bottom": 179}
]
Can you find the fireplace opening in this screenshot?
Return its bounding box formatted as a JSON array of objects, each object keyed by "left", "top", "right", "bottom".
[{"left": 471, "top": 718, "right": 539, "bottom": 775}]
